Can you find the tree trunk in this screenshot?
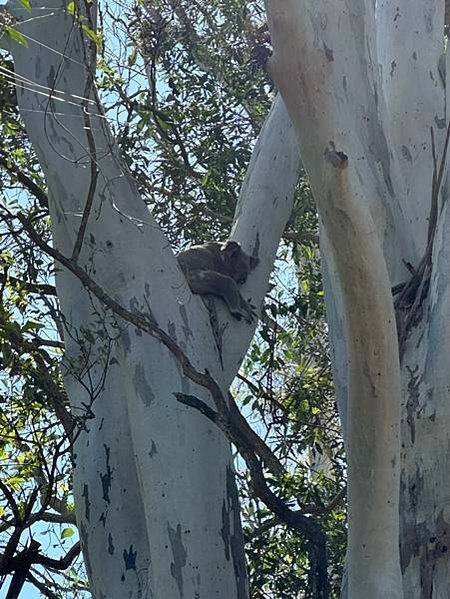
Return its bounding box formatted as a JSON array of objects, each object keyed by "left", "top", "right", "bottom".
[
  {"left": 2, "top": 1, "right": 301, "bottom": 597},
  {"left": 265, "top": 0, "right": 450, "bottom": 597}
]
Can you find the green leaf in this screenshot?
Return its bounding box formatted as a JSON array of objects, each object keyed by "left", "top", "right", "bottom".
[
  {"left": 61, "top": 528, "right": 74, "bottom": 539},
  {"left": 6, "top": 476, "right": 26, "bottom": 489},
  {"left": 128, "top": 48, "right": 137, "bottom": 67},
  {"left": 22, "top": 320, "right": 44, "bottom": 332},
  {"left": 82, "top": 24, "right": 103, "bottom": 52},
  {"left": 67, "top": 1, "right": 75, "bottom": 15},
  {"left": 5, "top": 26, "right": 28, "bottom": 47},
  {"left": 16, "top": 0, "right": 32, "bottom": 11}
]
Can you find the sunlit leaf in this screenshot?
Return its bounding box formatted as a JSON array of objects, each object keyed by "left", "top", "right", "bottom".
[{"left": 5, "top": 26, "right": 28, "bottom": 47}]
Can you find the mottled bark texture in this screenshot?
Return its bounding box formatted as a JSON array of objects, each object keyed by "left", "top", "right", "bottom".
[
  {"left": 2, "top": 2, "right": 301, "bottom": 597},
  {"left": 265, "top": 1, "right": 450, "bottom": 597}
]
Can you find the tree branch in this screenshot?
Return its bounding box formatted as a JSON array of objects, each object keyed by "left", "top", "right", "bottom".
[
  {"left": 0, "top": 157, "right": 48, "bottom": 209},
  {"left": 0, "top": 273, "right": 57, "bottom": 296}
]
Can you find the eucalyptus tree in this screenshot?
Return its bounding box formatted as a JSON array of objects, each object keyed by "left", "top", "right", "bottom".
[{"left": 265, "top": 1, "right": 450, "bottom": 597}]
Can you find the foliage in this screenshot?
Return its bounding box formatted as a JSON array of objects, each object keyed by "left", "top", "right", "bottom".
[{"left": 0, "top": 0, "right": 346, "bottom": 597}]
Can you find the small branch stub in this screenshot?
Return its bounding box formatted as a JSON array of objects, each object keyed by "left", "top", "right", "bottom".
[{"left": 324, "top": 143, "right": 348, "bottom": 170}]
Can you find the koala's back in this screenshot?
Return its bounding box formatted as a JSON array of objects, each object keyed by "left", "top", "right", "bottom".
[{"left": 177, "top": 242, "right": 227, "bottom": 274}]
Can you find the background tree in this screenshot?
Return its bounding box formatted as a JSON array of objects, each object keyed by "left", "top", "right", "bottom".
[
  {"left": 0, "top": 1, "right": 346, "bottom": 598},
  {"left": 265, "top": 0, "right": 450, "bottom": 597}
]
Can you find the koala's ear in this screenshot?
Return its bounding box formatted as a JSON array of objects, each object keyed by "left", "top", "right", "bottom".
[
  {"left": 250, "top": 256, "right": 259, "bottom": 270},
  {"left": 221, "top": 240, "right": 241, "bottom": 256}
]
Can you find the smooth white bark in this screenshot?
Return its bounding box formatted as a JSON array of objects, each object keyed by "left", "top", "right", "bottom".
[
  {"left": 265, "top": 2, "right": 406, "bottom": 597},
  {"left": 377, "top": 1, "right": 445, "bottom": 252},
  {"left": 4, "top": 2, "right": 301, "bottom": 597},
  {"left": 264, "top": 0, "right": 450, "bottom": 598},
  {"left": 223, "top": 95, "right": 301, "bottom": 379}
]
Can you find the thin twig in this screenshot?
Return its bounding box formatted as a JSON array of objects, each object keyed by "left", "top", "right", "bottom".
[
  {"left": 0, "top": 157, "right": 48, "bottom": 209},
  {"left": 71, "top": 25, "right": 99, "bottom": 262}
]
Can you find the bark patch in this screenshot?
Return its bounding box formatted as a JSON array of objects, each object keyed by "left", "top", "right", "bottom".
[
  {"left": 226, "top": 466, "right": 249, "bottom": 598},
  {"left": 100, "top": 444, "right": 112, "bottom": 503},
  {"left": 179, "top": 305, "right": 194, "bottom": 343},
  {"left": 401, "top": 145, "right": 412, "bottom": 163},
  {"left": 324, "top": 145, "right": 348, "bottom": 169},
  {"left": 82, "top": 483, "right": 90, "bottom": 522},
  {"left": 108, "top": 532, "right": 115, "bottom": 555},
  {"left": 133, "top": 363, "right": 154, "bottom": 406},
  {"left": 221, "top": 497, "right": 231, "bottom": 561},
  {"left": 322, "top": 42, "right": 334, "bottom": 62},
  {"left": 168, "top": 522, "right": 187, "bottom": 598},
  {"left": 405, "top": 365, "right": 420, "bottom": 444},
  {"left": 122, "top": 544, "right": 137, "bottom": 571},
  {"left": 400, "top": 466, "right": 425, "bottom": 572}
]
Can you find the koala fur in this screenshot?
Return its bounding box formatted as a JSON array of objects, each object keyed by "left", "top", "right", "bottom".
[{"left": 177, "top": 240, "right": 259, "bottom": 323}]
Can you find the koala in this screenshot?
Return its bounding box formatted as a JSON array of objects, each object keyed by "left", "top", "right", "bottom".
[{"left": 177, "top": 240, "right": 259, "bottom": 323}]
